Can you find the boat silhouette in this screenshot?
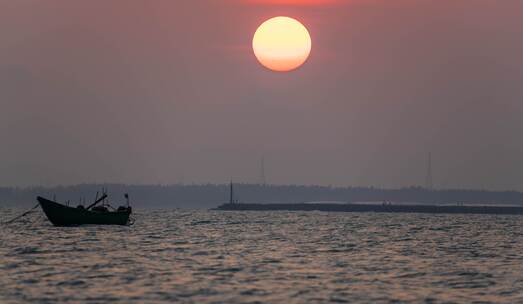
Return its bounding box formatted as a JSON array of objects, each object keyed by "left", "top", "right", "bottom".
[{"left": 37, "top": 192, "right": 133, "bottom": 226}]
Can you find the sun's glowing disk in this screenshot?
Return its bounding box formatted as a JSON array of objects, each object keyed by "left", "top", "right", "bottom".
[{"left": 252, "top": 16, "right": 312, "bottom": 72}]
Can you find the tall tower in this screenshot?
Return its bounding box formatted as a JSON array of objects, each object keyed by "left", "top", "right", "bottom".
[
  {"left": 229, "top": 180, "right": 235, "bottom": 204},
  {"left": 425, "top": 152, "right": 433, "bottom": 190},
  {"left": 260, "top": 156, "right": 266, "bottom": 186}
]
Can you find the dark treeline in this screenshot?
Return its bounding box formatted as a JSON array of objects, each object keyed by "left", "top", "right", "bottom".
[{"left": 1, "top": 183, "right": 523, "bottom": 209}]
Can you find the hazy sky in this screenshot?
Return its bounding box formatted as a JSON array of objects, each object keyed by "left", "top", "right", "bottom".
[{"left": 1, "top": 0, "right": 523, "bottom": 190}]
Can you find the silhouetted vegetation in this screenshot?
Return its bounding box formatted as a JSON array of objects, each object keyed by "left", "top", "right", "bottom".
[{"left": 1, "top": 184, "right": 523, "bottom": 209}]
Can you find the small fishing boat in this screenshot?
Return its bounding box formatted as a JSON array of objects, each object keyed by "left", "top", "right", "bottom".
[{"left": 37, "top": 193, "right": 133, "bottom": 226}]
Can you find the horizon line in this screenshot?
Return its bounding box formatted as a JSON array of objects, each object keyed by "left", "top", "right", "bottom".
[{"left": 1, "top": 182, "right": 521, "bottom": 193}]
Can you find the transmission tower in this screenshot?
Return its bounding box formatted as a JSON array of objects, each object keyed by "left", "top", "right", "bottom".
[
  {"left": 260, "top": 156, "right": 266, "bottom": 186},
  {"left": 425, "top": 152, "right": 433, "bottom": 190}
]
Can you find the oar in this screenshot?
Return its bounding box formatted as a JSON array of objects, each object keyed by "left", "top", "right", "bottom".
[{"left": 86, "top": 194, "right": 108, "bottom": 211}]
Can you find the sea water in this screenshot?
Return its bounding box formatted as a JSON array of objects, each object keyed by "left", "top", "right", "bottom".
[{"left": 1, "top": 209, "right": 522, "bottom": 303}]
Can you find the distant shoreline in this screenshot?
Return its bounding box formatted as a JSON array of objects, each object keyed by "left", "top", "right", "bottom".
[{"left": 2, "top": 183, "right": 523, "bottom": 209}]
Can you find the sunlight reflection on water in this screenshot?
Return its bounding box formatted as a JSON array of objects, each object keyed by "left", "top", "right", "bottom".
[{"left": 1, "top": 209, "right": 523, "bottom": 303}]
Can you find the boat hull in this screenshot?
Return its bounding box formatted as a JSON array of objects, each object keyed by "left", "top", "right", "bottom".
[{"left": 37, "top": 196, "right": 131, "bottom": 226}]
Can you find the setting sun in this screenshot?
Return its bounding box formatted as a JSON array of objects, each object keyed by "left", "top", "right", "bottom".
[{"left": 252, "top": 16, "right": 312, "bottom": 72}]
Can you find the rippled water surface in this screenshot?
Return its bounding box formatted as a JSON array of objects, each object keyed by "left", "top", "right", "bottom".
[{"left": 1, "top": 209, "right": 523, "bottom": 303}]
